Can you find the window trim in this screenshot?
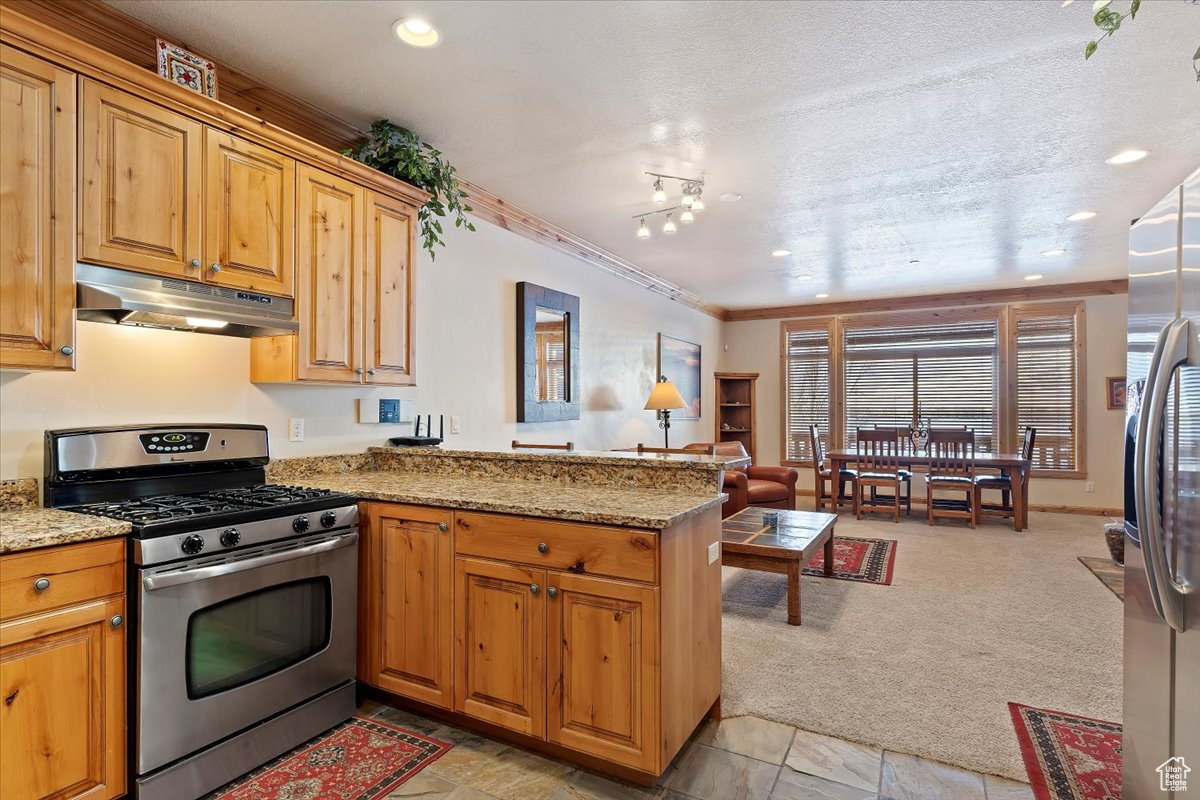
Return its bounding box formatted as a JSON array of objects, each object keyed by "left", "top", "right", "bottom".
[{"left": 779, "top": 300, "right": 1087, "bottom": 478}]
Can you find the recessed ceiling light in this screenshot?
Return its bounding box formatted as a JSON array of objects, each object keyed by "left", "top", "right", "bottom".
[
  {"left": 1105, "top": 149, "right": 1148, "bottom": 165},
  {"left": 1067, "top": 210, "right": 1098, "bottom": 222},
  {"left": 815, "top": 293, "right": 829, "bottom": 299},
  {"left": 771, "top": 249, "right": 791, "bottom": 257},
  {"left": 1024, "top": 274, "right": 1044, "bottom": 281},
  {"left": 1041, "top": 248, "right": 1066, "bottom": 257},
  {"left": 794, "top": 275, "right": 813, "bottom": 282},
  {"left": 393, "top": 18, "right": 441, "bottom": 47},
  {"left": 719, "top": 193, "right": 742, "bottom": 202}
]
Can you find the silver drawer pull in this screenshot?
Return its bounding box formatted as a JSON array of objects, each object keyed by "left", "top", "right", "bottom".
[
  {"left": 529, "top": 583, "right": 539, "bottom": 595},
  {"left": 438, "top": 522, "right": 448, "bottom": 532},
  {"left": 33, "top": 578, "right": 50, "bottom": 592},
  {"left": 537, "top": 542, "right": 549, "bottom": 554}
]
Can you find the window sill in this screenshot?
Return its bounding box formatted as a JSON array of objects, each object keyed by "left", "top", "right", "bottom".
[{"left": 1030, "top": 469, "right": 1087, "bottom": 480}]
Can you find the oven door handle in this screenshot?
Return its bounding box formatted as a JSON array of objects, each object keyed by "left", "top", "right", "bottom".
[{"left": 142, "top": 531, "right": 358, "bottom": 592}]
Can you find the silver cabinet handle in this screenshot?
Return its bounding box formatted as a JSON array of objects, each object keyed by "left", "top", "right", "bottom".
[
  {"left": 529, "top": 583, "right": 539, "bottom": 595},
  {"left": 537, "top": 542, "right": 549, "bottom": 554},
  {"left": 144, "top": 532, "right": 357, "bottom": 592},
  {"left": 190, "top": 258, "right": 201, "bottom": 267},
  {"left": 547, "top": 586, "right": 558, "bottom": 598},
  {"left": 367, "top": 368, "right": 376, "bottom": 376},
  {"left": 355, "top": 367, "right": 364, "bottom": 375},
  {"left": 1135, "top": 317, "right": 1195, "bottom": 632},
  {"left": 438, "top": 522, "right": 448, "bottom": 532},
  {"left": 110, "top": 615, "right": 124, "bottom": 628},
  {"left": 33, "top": 578, "right": 50, "bottom": 592},
  {"left": 210, "top": 263, "right": 222, "bottom": 273},
  {"left": 58, "top": 345, "right": 73, "bottom": 356}
]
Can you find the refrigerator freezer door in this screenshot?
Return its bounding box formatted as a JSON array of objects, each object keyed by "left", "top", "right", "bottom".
[{"left": 1124, "top": 179, "right": 1181, "bottom": 799}]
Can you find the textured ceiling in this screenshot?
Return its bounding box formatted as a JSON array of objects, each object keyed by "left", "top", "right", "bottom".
[{"left": 105, "top": 0, "right": 1200, "bottom": 311}]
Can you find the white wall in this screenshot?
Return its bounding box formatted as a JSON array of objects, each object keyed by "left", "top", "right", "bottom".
[
  {"left": 0, "top": 220, "right": 722, "bottom": 480},
  {"left": 719, "top": 293, "right": 1128, "bottom": 511}
]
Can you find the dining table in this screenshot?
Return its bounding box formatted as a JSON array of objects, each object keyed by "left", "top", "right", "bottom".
[{"left": 825, "top": 448, "right": 1033, "bottom": 531}]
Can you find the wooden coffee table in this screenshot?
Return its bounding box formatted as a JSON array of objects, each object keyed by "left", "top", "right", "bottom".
[{"left": 721, "top": 506, "right": 838, "bottom": 626}]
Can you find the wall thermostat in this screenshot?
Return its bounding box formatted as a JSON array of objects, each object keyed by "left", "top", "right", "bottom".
[{"left": 358, "top": 398, "right": 412, "bottom": 424}]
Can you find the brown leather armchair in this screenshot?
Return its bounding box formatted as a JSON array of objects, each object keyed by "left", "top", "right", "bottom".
[{"left": 684, "top": 441, "right": 798, "bottom": 518}]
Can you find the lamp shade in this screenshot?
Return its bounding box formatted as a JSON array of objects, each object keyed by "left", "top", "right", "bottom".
[{"left": 644, "top": 379, "right": 687, "bottom": 411}]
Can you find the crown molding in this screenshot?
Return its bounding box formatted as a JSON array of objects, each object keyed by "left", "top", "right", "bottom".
[
  {"left": 3, "top": 0, "right": 724, "bottom": 319},
  {"left": 723, "top": 279, "right": 1129, "bottom": 322}
]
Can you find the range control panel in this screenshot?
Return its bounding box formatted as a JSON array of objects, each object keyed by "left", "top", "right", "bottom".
[{"left": 139, "top": 431, "right": 211, "bottom": 454}]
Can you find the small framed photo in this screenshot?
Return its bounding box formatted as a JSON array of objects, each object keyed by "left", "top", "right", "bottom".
[
  {"left": 156, "top": 39, "right": 217, "bottom": 99},
  {"left": 1107, "top": 377, "right": 1127, "bottom": 410}
]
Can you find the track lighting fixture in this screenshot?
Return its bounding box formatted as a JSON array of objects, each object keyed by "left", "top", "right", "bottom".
[
  {"left": 652, "top": 178, "right": 667, "bottom": 204},
  {"left": 630, "top": 205, "right": 682, "bottom": 237}
]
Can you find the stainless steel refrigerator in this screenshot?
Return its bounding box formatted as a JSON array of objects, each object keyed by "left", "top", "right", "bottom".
[{"left": 1124, "top": 165, "right": 1199, "bottom": 798}]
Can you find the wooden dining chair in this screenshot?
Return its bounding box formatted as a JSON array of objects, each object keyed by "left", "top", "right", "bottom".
[
  {"left": 855, "top": 429, "right": 905, "bottom": 522},
  {"left": 636, "top": 443, "right": 715, "bottom": 455},
  {"left": 975, "top": 427, "right": 1036, "bottom": 527},
  {"left": 873, "top": 425, "right": 915, "bottom": 502},
  {"left": 809, "top": 425, "right": 858, "bottom": 514},
  {"left": 926, "top": 429, "right": 977, "bottom": 528},
  {"left": 511, "top": 440, "right": 575, "bottom": 451}
]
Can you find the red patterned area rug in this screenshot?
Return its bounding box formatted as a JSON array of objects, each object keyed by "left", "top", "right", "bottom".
[
  {"left": 1009, "top": 702, "right": 1122, "bottom": 800},
  {"left": 802, "top": 536, "right": 896, "bottom": 585},
  {"left": 213, "top": 716, "right": 451, "bottom": 800}
]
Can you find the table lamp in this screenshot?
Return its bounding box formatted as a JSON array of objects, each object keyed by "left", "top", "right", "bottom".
[{"left": 644, "top": 376, "right": 687, "bottom": 448}]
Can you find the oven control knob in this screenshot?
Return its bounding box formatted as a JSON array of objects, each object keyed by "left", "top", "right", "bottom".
[
  {"left": 181, "top": 534, "right": 205, "bottom": 555},
  {"left": 293, "top": 515, "right": 310, "bottom": 533},
  {"left": 220, "top": 528, "right": 241, "bottom": 547},
  {"left": 320, "top": 511, "right": 337, "bottom": 528}
]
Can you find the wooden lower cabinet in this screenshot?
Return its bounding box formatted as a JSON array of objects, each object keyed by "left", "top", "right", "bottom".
[
  {"left": 0, "top": 539, "right": 126, "bottom": 800},
  {"left": 360, "top": 503, "right": 722, "bottom": 779}
]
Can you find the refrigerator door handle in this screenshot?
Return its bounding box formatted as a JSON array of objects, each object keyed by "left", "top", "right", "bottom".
[{"left": 1134, "top": 317, "right": 1195, "bottom": 633}]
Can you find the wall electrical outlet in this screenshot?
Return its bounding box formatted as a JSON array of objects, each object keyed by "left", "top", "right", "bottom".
[
  {"left": 288, "top": 418, "right": 305, "bottom": 442},
  {"left": 1085, "top": 480, "right": 1095, "bottom": 493},
  {"left": 707, "top": 541, "right": 720, "bottom": 565},
  {"left": 451, "top": 415, "right": 461, "bottom": 435}
]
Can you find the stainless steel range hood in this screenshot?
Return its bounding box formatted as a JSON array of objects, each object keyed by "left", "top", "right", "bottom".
[{"left": 76, "top": 264, "right": 299, "bottom": 338}]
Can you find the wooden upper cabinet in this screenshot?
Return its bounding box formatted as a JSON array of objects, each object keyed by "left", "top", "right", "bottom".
[
  {"left": 546, "top": 573, "right": 658, "bottom": 771},
  {"left": 0, "top": 46, "right": 76, "bottom": 371},
  {"left": 204, "top": 129, "right": 295, "bottom": 296},
  {"left": 362, "top": 504, "right": 453, "bottom": 709},
  {"left": 80, "top": 79, "right": 202, "bottom": 279},
  {"left": 454, "top": 557, "right": 546, "bottom": 737},
  {"left": 294, "top": 163, "right": 363, "bottom": 382},
  {"left": 364, "top": 191, "right": 415, "bottom": 385}
]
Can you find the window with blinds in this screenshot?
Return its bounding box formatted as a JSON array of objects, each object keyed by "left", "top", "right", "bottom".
[
  {"left": 842, "top": 315, "right": 999, "bottom": 450},
  {"left": 1013, "top": 304, "right": 1083, "bottom": 472},
  {"left": 783, "top": 323, "right": 832, "bottom": 462}
]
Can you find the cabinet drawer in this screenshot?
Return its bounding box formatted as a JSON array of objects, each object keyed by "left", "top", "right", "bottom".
[
  {"left": 0, "top": 538, "right": 125, "bottom": 622},
  {"left": 454, "top": 512, "right": 657, "bottom": 583}
]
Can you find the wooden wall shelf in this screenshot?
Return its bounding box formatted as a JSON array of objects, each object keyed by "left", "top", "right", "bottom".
[{"left": 714, "top": 372, "right": 758, "bottom": 460}]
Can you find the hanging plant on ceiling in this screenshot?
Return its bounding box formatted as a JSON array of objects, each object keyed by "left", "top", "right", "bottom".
[
  {"left": 345, "top": 120, "right": 476, "bottom": 260},
  {"left": 1068, "top": 0, "right": 1200, "bottom": 81}
]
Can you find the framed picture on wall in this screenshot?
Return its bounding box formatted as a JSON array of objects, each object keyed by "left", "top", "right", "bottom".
[
  {"left": 1107, "top": 377, "right": 1127, "bottom": 410},
  {"left": 657, "top": 334, "right": 701, "bottom": 420}
]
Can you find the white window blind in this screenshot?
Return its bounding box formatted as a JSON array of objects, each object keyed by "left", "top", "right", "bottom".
[
  {"left": 1014, "top": 308, "right": 1081, "bottom": 471},
  {"left": 783, "top": 324, "right": 831, "bottom": 462},
  {"left": 842, "top": 317, "right": 998, "bottom": 450}
]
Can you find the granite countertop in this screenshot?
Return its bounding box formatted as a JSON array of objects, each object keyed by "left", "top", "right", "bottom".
[
  {"left": 370, "top": 446, "right": 749, "bottom": 470},
  {"left": 289, "top": 470, "right": 725, "bottom": 529},
  {"left": 0, "top": 507, "right": 132, "bottom": 555}
]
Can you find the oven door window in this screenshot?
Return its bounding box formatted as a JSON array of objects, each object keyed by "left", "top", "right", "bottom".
[{"left": 185, "top": 577, "right": 332, "bottom": 699}]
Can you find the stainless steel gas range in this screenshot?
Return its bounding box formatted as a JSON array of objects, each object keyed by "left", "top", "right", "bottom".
[{"left": 44, "top": 424, "right": 358, "bottom": 800}]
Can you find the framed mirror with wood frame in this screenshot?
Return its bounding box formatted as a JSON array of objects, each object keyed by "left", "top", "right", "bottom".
[{"left": 516, "top": 281, "right": 580, "bottom": 422}]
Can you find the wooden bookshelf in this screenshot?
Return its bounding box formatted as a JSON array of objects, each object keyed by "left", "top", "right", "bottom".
[{"left": 714, "top": 372, "right": 758, "bottom": 460}]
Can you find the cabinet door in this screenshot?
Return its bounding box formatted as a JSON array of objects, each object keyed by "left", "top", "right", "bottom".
[
  {"left": 364, "top": 192, "right": 415, "bottom": 385},
  {"left": 0, "top": 596, "right": 126, "bottom": 800},
  {"left": 0, "top": 46, "right": 75, "bottom": 371},
  {"left": 454, "top": 557, "right": 545, "bottom": 736},
  {"left": 295, "top": 164, "right": 363, "bottom": 382},
  {"left": 546, "top": 573, "right": 658, "bottom": 771},
  {"left": 204, "top": 130, "right": 295, "bottom": 296},
  {"left": 363, "top": 504, "right": 453, "bottom": 708},
  {"left": 80, "top": 79, "right": 202, "bottom": 279}
]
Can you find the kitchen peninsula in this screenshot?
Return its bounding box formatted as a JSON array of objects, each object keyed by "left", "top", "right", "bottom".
[{"left": 270, "top": 446, "right": 738, "bottom": 783}]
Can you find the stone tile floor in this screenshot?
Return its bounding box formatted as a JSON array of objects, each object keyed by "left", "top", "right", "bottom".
[{"left": 361, "top": 700, "right": 1035, "bottom": 800}]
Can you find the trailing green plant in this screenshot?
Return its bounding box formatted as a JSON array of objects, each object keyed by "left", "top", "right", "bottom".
[
  {"left": 1072, "top": 0, "right": 1200, "bottom": 81},
  {"left": 345, "top": 120, "right": 475, "bottom": 260}
]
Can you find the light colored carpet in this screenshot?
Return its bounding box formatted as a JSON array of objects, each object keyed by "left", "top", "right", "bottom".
[{"left": 719, "top": 511, "right": 1124, "bottom": 782}]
